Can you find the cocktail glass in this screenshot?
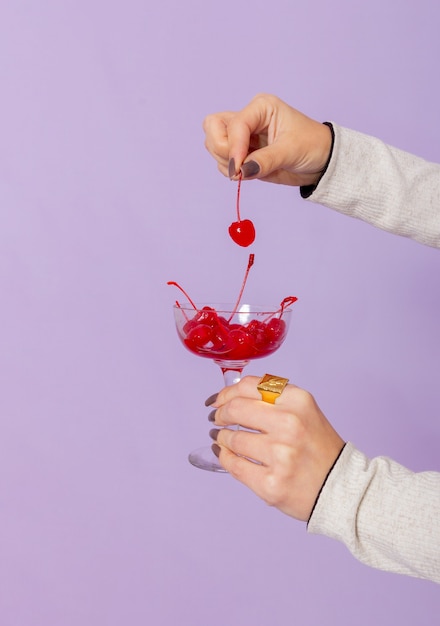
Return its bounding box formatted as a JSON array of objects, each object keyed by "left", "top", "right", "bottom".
[{"left": 173, "top": 302, "right": 293, "bottom": 472}]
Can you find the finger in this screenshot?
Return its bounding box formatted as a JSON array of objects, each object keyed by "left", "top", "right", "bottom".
[
  {"left": 226, "top": 99, "right": 273, "bottom": 175},
  {"left": 213, "top": 445, "right": 271, "bottom": 497},
  {"left": 241, "top": 138, "right": 296, "bottom": 180},
  {"left": 217, "top": 161, "right": 229, "bottom": 178},
  {"left": 214, "top": 397, "right": 278, "bottom": 432},
  {"left": 228, "top": 94, "right": 329, "bottom": 183},
  {"left": 211, "top": 375, "right": 285, "bottom": 433},
  {"left": 214, "top": 374, "right": 299, "bottom": 408},
  {"left": 203, "top": 112, "right": 235, "bottom": 164},
  {"left": 212, "top": 376, "right": 312, "bottom": 433},
  {"left": 213, "top": 375, "right": 262, "bottom": 406},
  {"left": 215, "top": 428, "right": 270, "bottom": 466}
]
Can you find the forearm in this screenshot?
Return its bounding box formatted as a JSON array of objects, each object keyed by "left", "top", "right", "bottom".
[
  {"left": 308, "top": 443, "right": 440, "bottom": 583},
  {"left": 304, "top": 124, "right": 440, "bottom": 248}
]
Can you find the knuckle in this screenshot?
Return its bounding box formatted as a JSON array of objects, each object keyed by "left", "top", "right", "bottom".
[
  {"left": 289, "top": 387, "right": 315, "bottom": 413},
  {"left": 298, "top": 387, "right": 314, "bottom": 405},
  {"left": 263, "top": 152, "right": 276, "bottom": 173},
  {"left": 236, "top": 375, "right": 252, "bottom": 390},
  {"left": 251, "top": 93, "right": 282, "bottom": 114},
  {"left": 252, "top": 92, "right": 274, "bottom": 104},
  {"left": 217, "top": 426, "right": 234, "bottom": 448},
  {"left": 228, "top": 428, "right": 244, "bottom": 452},
  {"left": 271, "top": 441, "right": 296, "bottom": 467},
  {"left": 218, "top": 427, "right": 246, "bottom": 455},
  {"left": 227, "top": 397, "right": 246, "bottom": 423},
  {"left": 202, "top": 114, "right": 215, "bottom": 131},
  {"left": 261, "top": 472, "right": 286, "bottom": 508},
  {"left": 237, "top": 375, "right": 259, "bottom": 396},
  {"left": 278, "top": 411, "right": 305, "bottom": 441}
]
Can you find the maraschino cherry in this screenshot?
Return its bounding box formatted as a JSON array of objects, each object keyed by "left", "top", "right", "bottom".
[
  {"left": 228, "top": 173, "right": 256, "bottom": 247},
  {"left": 168, "top": 255, "right": 298, "bottom": 361}
]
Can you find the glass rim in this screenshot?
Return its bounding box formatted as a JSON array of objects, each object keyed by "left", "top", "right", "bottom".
[{"left": 173, "top": 302, "right": 293, "bottom": 315}]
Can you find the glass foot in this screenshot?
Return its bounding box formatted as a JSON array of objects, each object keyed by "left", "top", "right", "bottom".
[{"left": 188, "top": 446, "right": 227, "bottom": 472}]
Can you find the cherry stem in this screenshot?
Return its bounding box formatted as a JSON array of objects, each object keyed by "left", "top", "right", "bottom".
[
  {"left": 280, "top": 296, "right": 298, "bottom": 316},
  {"left": 236, "top": 172, "right": 242, "bottom": 222},
  {"left": 227, "top": 253, "right": 255, "bottom": 322},
  {"left": 166, "top": 281, "right": 198, "bottom": 310},
  {"left": 262, "top": 296, "right": 298, "bottom": 322},
  {"left": 173, "top": 299, "right": 191, "bottom": 322}
]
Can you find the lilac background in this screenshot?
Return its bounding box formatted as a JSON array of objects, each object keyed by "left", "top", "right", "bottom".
[{"left": 0, "top": 1, "right": 439, "bottom": 625}]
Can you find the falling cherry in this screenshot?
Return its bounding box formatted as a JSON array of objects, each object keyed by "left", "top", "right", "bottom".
[
  {"left": 229, "top": 173, "right": 256, "bottom": 247},
  {"left": 228, "top": 219, "right": 256, "bottom": 248}
]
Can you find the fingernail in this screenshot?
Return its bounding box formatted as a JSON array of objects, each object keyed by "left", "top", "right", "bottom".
[
  {"left": 209, "top": 428, "right": 219, "bottom": 441},
  {"left": 212, "top": 443, "right": 221, "bottom": 458},
  {"left": 208, "top": 409, "right": 217, "bottom": 422},
  {"left": 228, "top": 158, "right": 236, "bottom": 179},
  {"left": 241, "top": 160, "right": 260, "bottom": 179},
  {"left": 205, "top": 393, "right": 218, "bottom": 407}
]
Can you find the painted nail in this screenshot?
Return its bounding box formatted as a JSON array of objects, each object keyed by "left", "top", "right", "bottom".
[
  {"left": 212, "top": 443, "right": 221, "bottom": 458},
  {"left": 209, "top": 428, "right": 219, "bottom": 441},
  {"left": 228, "top": 158, "right": 236, "bottom": 179},
  {"left": 205, "top": 393, "right": 218, "bottom": 407},
  {"left": 241, "top": 160, "right": 260, "bottom": 179},
  {"left": 208, "top": 409, "right": 217, "bottom": 422}
]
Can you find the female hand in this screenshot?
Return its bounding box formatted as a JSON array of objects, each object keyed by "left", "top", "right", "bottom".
[
  {"left": 207, "top": 375, "right": 345, "bottom": 522},
  {"left": 203, "top": 93, "right": 333, "bottom": 187}
]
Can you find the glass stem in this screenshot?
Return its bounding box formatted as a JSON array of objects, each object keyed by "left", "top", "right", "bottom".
[
  {"left": 214, "top": 359, "right": 250, "bottom": 388},
  {"left": 214, "top": 359, "right": 250, "bottom": 431},
  {"left": 221, "top": 367, "right": 243, "bottom": 386}
]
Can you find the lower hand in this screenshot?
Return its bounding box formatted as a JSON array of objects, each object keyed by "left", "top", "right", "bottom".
[{"left": 208, "top": 375, "right": 345, "bottom": 522}]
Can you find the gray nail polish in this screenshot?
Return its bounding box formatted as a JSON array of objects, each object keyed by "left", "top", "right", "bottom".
[
  {"left": 205, "top": 393, "right": 218, "bottom": 407},
  {"left": 212, "top": 443, "right": 221, "bottom": 458},
  {"left": 228, "top": 158, "right": 236, "bottom": 179},
  {"left": 209, "top": 428, "right": 219, "bottom": 441},
  {"left": 241, "top": 160, "right": 260, "bottom": 179},
  {"left": 208, "top": 409, "right": 217, "bottom": 422}
]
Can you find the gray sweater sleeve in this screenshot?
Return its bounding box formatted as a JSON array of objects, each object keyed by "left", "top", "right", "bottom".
[
  {"left": 308, "top": 444, "right": 440, "bottom": 583},
  {"left": 306, "top": 123, "right": 440, "bottom": 249},
  {"left": 305, "top": 125, "right": 440, "bottom": 583}
]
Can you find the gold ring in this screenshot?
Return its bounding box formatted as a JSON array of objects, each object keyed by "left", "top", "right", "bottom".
[{"left": 257, "top": 374, "right": 289, "bottom": 404}]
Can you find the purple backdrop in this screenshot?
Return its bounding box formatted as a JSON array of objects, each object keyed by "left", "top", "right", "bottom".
[{"left": 0, "top": 2, "right": 439, "bottom": 625}]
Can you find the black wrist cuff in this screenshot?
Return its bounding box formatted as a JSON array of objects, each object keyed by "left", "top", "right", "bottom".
[{"left": 307, "top": 441, "right": 347, "bottom": 526}]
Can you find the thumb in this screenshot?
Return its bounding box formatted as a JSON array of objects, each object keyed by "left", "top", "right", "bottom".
[{"left": 240, "top": 140, "right": 293, "bottom": 180}]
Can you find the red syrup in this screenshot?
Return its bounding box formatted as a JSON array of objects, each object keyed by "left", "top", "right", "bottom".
[
  {"left": 228, "top": 173, "right": 256, "bottom": 247},
  {"left": 168, "top": 254, "right": 297, "bottom": 361}
]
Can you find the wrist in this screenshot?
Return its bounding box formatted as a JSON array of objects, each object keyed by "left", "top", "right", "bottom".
[
  {"left": 307, "top": 440, "right": 346, "bottom": 525},
  {"left": 300, "top": 122, "right": 335, "bottom": 198}
]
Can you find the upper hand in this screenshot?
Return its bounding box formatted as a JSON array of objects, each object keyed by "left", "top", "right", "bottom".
[{"left": 203, "top": 93, "right": 333, "bottom": 187}]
